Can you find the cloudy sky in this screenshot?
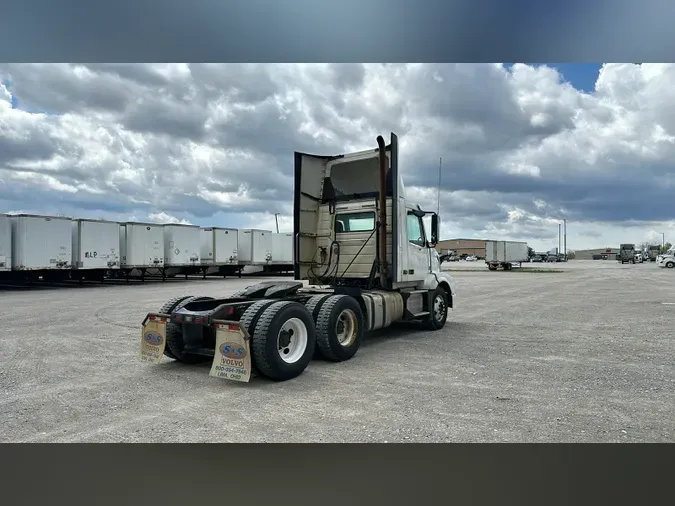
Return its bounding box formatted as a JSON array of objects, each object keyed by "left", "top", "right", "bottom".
[{"left": 0, "top": 63, "right": 673, "bottom": 251}]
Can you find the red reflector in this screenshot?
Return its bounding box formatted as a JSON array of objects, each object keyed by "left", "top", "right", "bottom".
[
  {"left": 228, "top": 324, "right": 239, "bottom": 331},
  {"left": 149, "top": 315, "right": 156, "bottom": 321},
  {"left": 194, "top": 317, "right": 204, "bottom": 324},
  {"left": 224, "top": 306, "right": 234, "bottom": 315},
  {"left": 174, "top": 314, "right": 183, "bottom": 322}
]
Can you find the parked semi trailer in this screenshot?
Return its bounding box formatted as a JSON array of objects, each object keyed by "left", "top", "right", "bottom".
[
  {"left": 163, "top": 224, "right": 200, "bottom": 268},
  {"left": 70, "top": 218, "right": 121, "bottom": 282},
  {"left": 72, "top": 218, "right": 121, "bottom": 270},
  {"left": 139, "top": 133, "right": 457, "bottom": 382},
  {"left": 10, "top": 214, "right": 73, "bottom": 277},
  {"left": 485, "top": 240, "right": 529, "bottom": 270},
  {"left": 265, "top": 232, "right": 293, "bottom": 273},
  {"left": 647, "top": 245, "right": 661, "bottom": 262},
  {"left": 238, "top": 229, "right": 273, "bottom": 266},
  {"left": 0, "top": 213, "right": 10, "bottom": 272},
  {"left": 200, "top": 227, "right": 242, "bottom": 277},
  {"left": 119, "top": 222, "right": 164, "bottom": 280}
]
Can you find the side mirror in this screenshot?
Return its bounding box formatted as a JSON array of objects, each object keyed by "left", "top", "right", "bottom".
[{"left": 429, "top": 213, "right": 439, "bottom": 248}]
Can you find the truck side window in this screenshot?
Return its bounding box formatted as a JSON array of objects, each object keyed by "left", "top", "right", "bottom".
[
  {"left": 407, "top": 212, "right": 425, "bottom": 246},
  {"left": 334, "top": 211, "right": 375, "bottom": 233}
]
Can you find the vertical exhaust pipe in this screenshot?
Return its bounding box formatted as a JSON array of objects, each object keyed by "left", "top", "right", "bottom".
[{"left": 376, "top": 135, "right": 388, "bottom": 286}]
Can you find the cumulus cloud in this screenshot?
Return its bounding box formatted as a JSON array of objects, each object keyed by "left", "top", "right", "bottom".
[{"left": 1, "top": 63, "right": 674, "bottom": 250}]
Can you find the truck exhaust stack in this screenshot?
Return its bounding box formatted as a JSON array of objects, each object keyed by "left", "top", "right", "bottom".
[{"left": 376, "top": 135, "right": 388, "bottom": 286}]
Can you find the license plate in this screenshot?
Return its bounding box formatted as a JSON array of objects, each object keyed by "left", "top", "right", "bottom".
[
  {"left": 209, "top": 321, "right": 252, "bottom": 382},
  {"left": 139, "top": 315, "right": 168, "bottom": 364}
]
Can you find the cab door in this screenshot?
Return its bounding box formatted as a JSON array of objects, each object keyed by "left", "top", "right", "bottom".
[{"left": 403, "top": 208, "right": 430, "bottom": 283}]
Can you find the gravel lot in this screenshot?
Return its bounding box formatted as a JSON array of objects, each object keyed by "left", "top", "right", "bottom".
[{"left": 1, "top": 260, "right": 673, "bottom": 442}]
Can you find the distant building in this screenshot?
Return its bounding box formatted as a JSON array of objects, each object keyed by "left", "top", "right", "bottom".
[
  {"left": 435, "top": 238, "right": 487, "bottom": 257},
  {"left": 574, "top": 248, "right": 619, "bottom": 260}
]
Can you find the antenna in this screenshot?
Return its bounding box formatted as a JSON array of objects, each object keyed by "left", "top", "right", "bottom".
[{"left": 436, "top": 157, "right": 442, "bottom": 215}]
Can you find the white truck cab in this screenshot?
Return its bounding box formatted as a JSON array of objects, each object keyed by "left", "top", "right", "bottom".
[
  {"left": 656, "top": 247, "right": 675, "bottom": 268},
  {"left": 294, "top": 132, "right": 456, "bottom": 302}
]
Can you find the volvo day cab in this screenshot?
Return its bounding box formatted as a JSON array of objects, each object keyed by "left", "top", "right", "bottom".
[
  {"left": 139, "top": 133, "right": 457, "bottom": 383},
  {"left": 656, "top": 247, "right": 675, "bottom": 269}
]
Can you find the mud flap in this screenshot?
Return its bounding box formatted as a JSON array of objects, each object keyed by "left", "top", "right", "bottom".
[
  {"left": 139, "top": 314, "right": 169, "bottom": 364},
  {"left": 209, "top": 320, "right": 252, "bottom": 382}
]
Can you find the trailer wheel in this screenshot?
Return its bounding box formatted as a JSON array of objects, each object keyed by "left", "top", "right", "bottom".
[
  {"left": 422, "top": 287, "right": 449, "bottom": 331},
  {"left": 158, "top": 295, "right": 195, "bottom": 359},
  {"left": 304, "top": 294, "right": 334, "bottom": 359},
  {"left": 251, "top": 301, "right": 316, "bottom": 381},
  {"left": 313, "top": 295, "right": 363, "bottom": 362},
  {"left": 165, "top": 295, "right": 214, "bottom": 364}
]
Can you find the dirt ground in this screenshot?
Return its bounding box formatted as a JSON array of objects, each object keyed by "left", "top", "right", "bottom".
[{"left": 1, "top": 260, "right": 673, "bottom": 442}]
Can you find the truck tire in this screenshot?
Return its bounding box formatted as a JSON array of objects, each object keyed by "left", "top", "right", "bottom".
[
  {"left": 165, "top": 295, "right": 214, "bottom": 364},
  {"left": 314, "top": 295, "right": 364, "bottom": 362},
  {"left": 158, "top": 295, "right": 195, "bottom": 359},
  {"left": 239, "top": 299, "right": 279, "bottom": 339},
  {"left": 250, "top": 301, "right": 316, "bottom": 381},
  {"left": 422, "top": 287, "right": 449, "bottom": 331},
  {"left": 666, "top": 261, "right": 674, "bottom": 269},
  {"left": 304, "top": 294, "right": 334, "bottom": 359}
]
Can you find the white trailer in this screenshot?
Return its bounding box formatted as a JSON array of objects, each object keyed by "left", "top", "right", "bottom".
[
  {"left": 200, "top": 227, "right": 239, "bottom": 265},
  {"left": 237, "top": 229, "right": 272, "bottom": 265},
  {"left": 10, "top": 214, "right": 72, "bottom": 270},
  {"left": 71, "top": 219, "right": 121, "bottom": 270},
  {"left": 120, "top": 222, "right": 164, "bottom": 269},
  {"left": 271, "top": 233, "right": 293, "bottom": 264},
  {"left": 163, "top": 224, "right": 200, "bottom": 267},
  {"left": 485, "top": 240, "right": 529, "bottom": 271},
  {"left": 0, "top": 213, "right": 10, "bottom": 271}
]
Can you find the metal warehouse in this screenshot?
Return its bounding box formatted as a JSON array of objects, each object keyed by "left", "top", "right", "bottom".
[
  {"left": 574, "top": 248, "right": 619, "bottom": 260},
  {"left": 435, "top": 238, "right": 487, "bottom": 257}
]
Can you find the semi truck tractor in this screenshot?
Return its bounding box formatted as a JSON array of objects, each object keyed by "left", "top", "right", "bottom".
[
  {"left": 139, "top": 133, "right": 457, "bottom": 382},
  {"left": 618, "top": 244, "right": 636, "bottom": 264},
  {"left": 647, "top": 245, "right": 661, "bottom": 262},
  {"left": 656, "top": 246, "right": 675, "bottom": 268}
]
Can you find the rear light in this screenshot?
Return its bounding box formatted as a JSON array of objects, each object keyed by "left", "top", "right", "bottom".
[
  {"left": 149, "top": 315, "right": 156, "bottom": 321},
  {"left": 228, "top": 324, "right": 239, "bottom": 331},
  {"left": 194, "top": 317, "right": 204, "bottom": 324}
]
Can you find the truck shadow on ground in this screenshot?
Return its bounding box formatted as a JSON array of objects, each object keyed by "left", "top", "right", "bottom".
[{"left": 147, "top": 321, "right": 452, "bottom": 388}]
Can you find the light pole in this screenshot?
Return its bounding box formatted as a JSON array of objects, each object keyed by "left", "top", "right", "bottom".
[
  {"left": 274, "top": 213, "right": 280, "bottom": 233},
  {"left": 558, "top": 223, "right": 561, "bottom": 256},
  {"left": 563, "top": 219, "right": 567, "bottom": 261}
]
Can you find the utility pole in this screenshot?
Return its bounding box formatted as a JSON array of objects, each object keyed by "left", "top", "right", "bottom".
[
  {"left": 274, "top": 213, "right": 280, "bottom": 233},
  {"left": 663, "top": 232, "right": 665, "bottom": 249},
  {"left": 436, "top": 157, "right": 442, "bottom": 216},
  {"left": 564, "top": 219, "right": 567, "bottom": 260}
]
